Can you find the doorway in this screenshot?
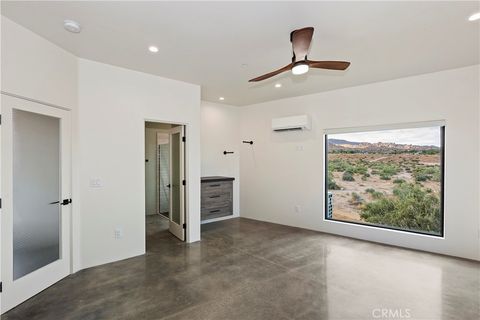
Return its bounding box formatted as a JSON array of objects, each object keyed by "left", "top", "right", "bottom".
[
  {"left": 1, "top": 95, "right": 72, "bottom": 313},
  {"left": 145, "top": 121, "right": 186, "bottom": 243}
]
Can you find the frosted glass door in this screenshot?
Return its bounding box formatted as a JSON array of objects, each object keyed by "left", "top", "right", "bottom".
[
  {"left": 168, "top": 126, "right": 185, "bottom": 240},
  {"left": 1, "top": 94, "right": 71, "bottom": 314},
  {"left": 12, "top": 110, "right": 61, "bottom": 280}
]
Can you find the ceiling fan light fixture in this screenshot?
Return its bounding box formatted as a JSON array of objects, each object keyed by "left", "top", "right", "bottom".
[
  {"left": 468, "top": 12, "right": 480, "bottom": 21},
  {"left": 148, "top": 45, "right": 159, "bottom": 53},
  {"left": 291, "top": 62, "right": 309, "bottom": 75}
]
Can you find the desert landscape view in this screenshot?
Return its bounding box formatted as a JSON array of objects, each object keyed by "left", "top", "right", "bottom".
[{"left": 326, "top": 128, "right": 443, "bottom": 235}]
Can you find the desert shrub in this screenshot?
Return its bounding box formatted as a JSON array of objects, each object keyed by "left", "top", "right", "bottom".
[
  {"left": 349, "top": 192, "right": 363, "bottom": 206},
  {"left": 380, "top": 174, "right": 391, "bottom": 180},
  {"left": 327, "top": 171, "right": 340, "bottom": 190},
  {"left": 360, "top": 183, "right": 441, "bottom": 233},
  {"left": 381, "top": 164, "right": 399, "bottom": 177},
  {"left": 328, "top": 159, "right": 350, "bottom": 172},
  {"left": 413, "top": 165, "right": 441, "bottom": 182},
  {"left": 361, "top": 173, "right": 370, "bottom": 181},
  {"left": 417, "top": 166, "right": 441, "bottom": 181},
  {"left": 421, "top": 149, "right": 440, "bottom": 155},
  {"left": 423, "top": 166, "right": 437, "bottom": 174},
  {"left": 415, "top": 174, "right": 429, "bottom": 182},
  {"left": 393, "top": 179, "right": 405, "bottom": 184},
  {"left": 365, "top": 188, "right": 384, "bottom": 199},
  {"left": 342, "top": 171, "right": 355, "bottom": 181},
  {"left": 371, "top": 163, "right": 399, "bottom": 180},
  {"left": 354, "top": 165, "right": 368, "bottom": 175},
  {"left": 371, "top": 191, "right": 384, "bottom": 199}
]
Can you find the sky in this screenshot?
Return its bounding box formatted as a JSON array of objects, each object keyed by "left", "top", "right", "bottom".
[{"left": 329, "top": 126, "right": 441, "bottom": 147}]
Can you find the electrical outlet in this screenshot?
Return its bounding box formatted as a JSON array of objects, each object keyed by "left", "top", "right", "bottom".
[{"left": 114, "top": 227, "right": 123, "bottom": 239}]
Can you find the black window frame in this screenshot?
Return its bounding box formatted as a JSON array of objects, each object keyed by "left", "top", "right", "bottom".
[{"left": 324, "top": 125, "right": 445, "bottom": 237}]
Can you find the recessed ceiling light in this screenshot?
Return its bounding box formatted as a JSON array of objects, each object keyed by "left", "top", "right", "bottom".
[
  {"left": 274, "top": 83, "right": 282, "bottom": 88},
  {"left": 468, "top": 12, "right": 480, "bottom": 21},
  {"left": 219, "top": 97, "right": 225, "bottom": 101},
  {"left": 148, "top": 46, "right": 159, "bottom": 53},
  {"left": 63, "top": 20, "right": 81, "bottom": 33}
]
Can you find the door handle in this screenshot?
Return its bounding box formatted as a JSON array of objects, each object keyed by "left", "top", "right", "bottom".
[{"left": 49, "top": 199, "right": 72, "bottom": 206}]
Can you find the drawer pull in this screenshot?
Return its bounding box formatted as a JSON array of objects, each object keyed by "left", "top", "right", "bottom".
[
  {"left": 210, "top": 209, "right": 220, "bottom": 213},
  {"left": 209, "top": 184, "right": 221, "bottom": 187},
  {"left": 209, "top": 195, "right": 221, "bottom": 198}
]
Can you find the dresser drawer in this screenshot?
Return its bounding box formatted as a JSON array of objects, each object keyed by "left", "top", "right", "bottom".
[
  {"left": 202, "top": 181, "right": 232, "bottom": 194},
  {"left": 201, "top": 192, "right": 232, "bottom": 209},
  {"left": 201, "top": 206, "right": 233, "bottom": 220}
]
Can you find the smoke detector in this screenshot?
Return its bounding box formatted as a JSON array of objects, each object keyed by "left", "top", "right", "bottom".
[{"left": 64, "top": 20, "right": 81, "bottom": 33}]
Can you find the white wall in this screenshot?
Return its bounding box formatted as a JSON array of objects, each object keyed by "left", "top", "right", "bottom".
[
  {"left": 1, "top": 16, "right": 81, "bottom": 274},
  {"left": 78, "top": 59, "right": 201, "bottom": 269},
  {"left": 201, "top": 101, "right": 240, "bottom": 218},
  {"left": 1, "top": 17, "right": 77, "bottom": 109},
  {"left": 240, "top": 65, "right": 480, "bottom": 261},
  {"left": 1, "top": 17, "right": 203, "bottom": 273}
]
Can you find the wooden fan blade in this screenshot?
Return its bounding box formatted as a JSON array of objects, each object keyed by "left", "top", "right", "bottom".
[
  {"left": 248, "top": 63, "right": 293, "bottom": 82},
  {"left": 291, "top": 27, "right": 314, "bottom": 62},
  {"left": 307, "top": 60, "right": 351, "bottom": 70}
]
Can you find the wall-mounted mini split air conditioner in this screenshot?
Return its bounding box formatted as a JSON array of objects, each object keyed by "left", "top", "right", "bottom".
[{"left": 271, "top": 115, "right": 311, "bottom": 132}]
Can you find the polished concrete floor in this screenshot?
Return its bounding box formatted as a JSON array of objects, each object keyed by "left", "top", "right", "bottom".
[{"left": 3, "top": 216, "right": 479, "bottom": 320}]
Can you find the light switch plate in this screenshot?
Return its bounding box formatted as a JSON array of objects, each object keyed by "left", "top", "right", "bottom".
[
  {"left": 114, "top": 227, "right": 123, "bottom": 239},
  {"left": 89, "top": 178, "right": 103, "bottom": 188}
]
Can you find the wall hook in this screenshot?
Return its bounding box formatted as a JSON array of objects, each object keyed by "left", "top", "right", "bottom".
[
  {"left": 223, "top": 151, "right": 234, "bottom": 155},
  {"left": 242, "top": 140, "right": 254, "bottom": 145}
]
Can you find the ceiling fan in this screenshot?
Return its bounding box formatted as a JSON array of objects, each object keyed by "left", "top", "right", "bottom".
[{"left": 249, "top": 27, "right": 350, "bottom": 82}]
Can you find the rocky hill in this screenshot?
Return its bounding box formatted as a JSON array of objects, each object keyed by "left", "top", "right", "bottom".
[{"left": 328, "top": 139, "right": 440, "bottom": 153}]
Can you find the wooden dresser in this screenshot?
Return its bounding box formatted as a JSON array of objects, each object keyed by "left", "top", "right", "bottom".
[{"left": 201, "top": 176, "right": 234, "bottom": 221}]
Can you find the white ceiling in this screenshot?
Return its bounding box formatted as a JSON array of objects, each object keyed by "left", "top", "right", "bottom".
[{"left": 2, "top": 1, "right": 479, "bottom": 106}]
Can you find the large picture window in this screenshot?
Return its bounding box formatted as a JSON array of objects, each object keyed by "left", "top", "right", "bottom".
[{"left": 325, "top": 124, "right": 445, "bottom": 236}]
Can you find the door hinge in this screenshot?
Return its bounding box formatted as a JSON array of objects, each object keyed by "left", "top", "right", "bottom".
[
  {"left": 183, "top": 223, "right": 186, "bottom": 229},
  {"left": 0, "top": 281, "right": 2, "bottom": 293},
  {"left": 0, "top": 198, "right": 2, "bottom": 209},
  {"left": 0, "top": 114, "right": 2, "bottom": 125},
  {"left": 182, "top": 180, "right": 186, "bottom": 186},
  {"left": 182, "top": 136, "right": 185, "bottom": 142}
]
